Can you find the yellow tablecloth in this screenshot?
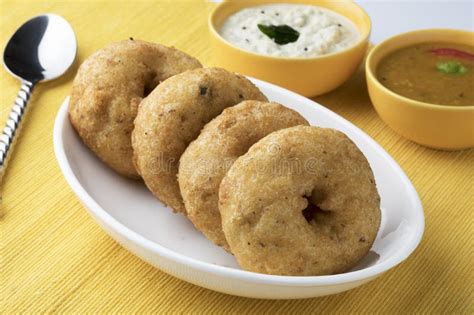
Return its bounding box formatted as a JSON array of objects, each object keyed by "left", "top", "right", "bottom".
[{"left": 1, "top": 1, "right": 473, "bottom": 313}]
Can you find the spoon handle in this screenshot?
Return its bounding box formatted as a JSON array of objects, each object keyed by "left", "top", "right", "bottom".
[{"left": 0, "top": 80, "right": 35, "bottom": 190}]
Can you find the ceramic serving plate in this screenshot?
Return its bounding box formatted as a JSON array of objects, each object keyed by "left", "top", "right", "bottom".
[{"left": 53, "top": 78, "right": 424, "bottom": 299}]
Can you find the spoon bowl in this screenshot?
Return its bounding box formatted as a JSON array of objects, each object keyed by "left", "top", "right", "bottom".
[{"left": 4, "top": 14, "right": 76, "bottom": 83}]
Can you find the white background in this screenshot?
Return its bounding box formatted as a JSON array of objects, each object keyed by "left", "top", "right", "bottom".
[{"left": 356, "top": 0, "right": 474, "bottom": 43}]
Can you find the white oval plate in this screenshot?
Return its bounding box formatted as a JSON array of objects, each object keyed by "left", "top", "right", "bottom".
[{"left": 54, "top": 78, "right": 424, "bottom": 299}]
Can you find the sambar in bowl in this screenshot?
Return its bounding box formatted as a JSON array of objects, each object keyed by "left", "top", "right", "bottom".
[{"left": 366, "top": 29, "right": 474, "bottom": 150}]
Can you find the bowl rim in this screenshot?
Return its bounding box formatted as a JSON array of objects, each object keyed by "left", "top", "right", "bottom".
[
  {"left": 366, "top": 28, "right": 474, "bottom": 111},
  {"left": 208, "top": 0, "right": 372, "bottom": 62},
  {"left": 54, "top": 77, "right": 425, "bottom": 287}
]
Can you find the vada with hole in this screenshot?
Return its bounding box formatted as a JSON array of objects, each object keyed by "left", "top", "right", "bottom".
[
  {"left": 219, "top": 126, "right": 381, "bottom": 276},
  {"left": 132, "top": 67, "right": 267, "bottom": 214},
  {"left": 69, "top": 39, "right": 202, "bottom": 178},
  {"left": 179, "top": 101, "right": 309, "bottom": 250}
]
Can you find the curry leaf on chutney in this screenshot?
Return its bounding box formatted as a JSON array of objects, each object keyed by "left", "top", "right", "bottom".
[{"left": 257, "top": 24, "right": 300, "bottom": 45}]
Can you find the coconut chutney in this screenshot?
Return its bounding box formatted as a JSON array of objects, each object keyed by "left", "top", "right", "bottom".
[{"left": 219, "top": 4, "right": 359, "bottom": 58}]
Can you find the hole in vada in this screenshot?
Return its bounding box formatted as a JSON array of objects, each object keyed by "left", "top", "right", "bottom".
[
  {"left": 143, "top": 71, "right": 159, "bottom": 97},
  {"left": 199, "top": 86, "right": 208, "bottom": 96},
  {"left": 302, "top": 198, "right": 324, "bottom": 223},
  {"left": 143, "top": 82, "right": 156, "bottom": 97}
]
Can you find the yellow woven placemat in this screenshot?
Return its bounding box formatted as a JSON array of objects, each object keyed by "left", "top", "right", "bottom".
[{"left": 1, "top": 1, "right": 472, "bottom": 313}]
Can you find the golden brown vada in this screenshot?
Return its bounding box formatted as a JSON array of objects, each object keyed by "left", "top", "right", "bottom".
[
  {"left": 219, "top": 126, "right": 381, "bottom": 276},
  {"left": 132, "top": 68, "right": 267, "bottom": 214},
  {"left": 69, "top": 39, "right": 202, "bottom": 178},
  {"left": 178, "top": 101, "right": 309, "bottom": 250}
]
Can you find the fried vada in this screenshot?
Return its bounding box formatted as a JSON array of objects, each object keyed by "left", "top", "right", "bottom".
[
  {"left": 219, "top": 126, "right": 381, "bottom": 276},
  {"left": 179, "top": 101, "right": 309, "bottom": 250},
  {"left": 132, "top": 68, "right": 267, "bottom": 214},
  {"left": 69, "top": 39, "right": 202, "bottom": 178}
]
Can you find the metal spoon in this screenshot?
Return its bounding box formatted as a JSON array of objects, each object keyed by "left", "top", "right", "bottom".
[{"left": 1, "top": 14, "right": 76, "bottom": 208}]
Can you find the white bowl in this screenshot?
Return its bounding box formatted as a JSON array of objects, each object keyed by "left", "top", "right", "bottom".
[{"left": 53, "top": 78, "right": 424, "bottom": 299}]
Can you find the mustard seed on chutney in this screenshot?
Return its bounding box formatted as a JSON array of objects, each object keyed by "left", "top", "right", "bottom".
[{"left": 377, "top": 42, "right": 474, "bottom": 107}]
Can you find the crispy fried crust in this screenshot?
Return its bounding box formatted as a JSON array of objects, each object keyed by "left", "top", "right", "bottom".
[
  {"left": 69, "top": 40, "right": 202, "bottom": 178},
  {"left": 178, "top": 101, "right": 309, "bottom": 251},
  {"left": 132, "top": 68, "right": 267, "bottom": 214},
  {"left": 219, "top": 126, "right": 381, "bottom": 276}
]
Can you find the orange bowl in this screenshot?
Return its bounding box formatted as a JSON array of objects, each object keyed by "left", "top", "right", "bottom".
[
  {"left": 209, "top": 0, "right": 371, "bottom": 97},
  {"left": 366, "top": 29, "right": 474, "bottom": 150}
]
